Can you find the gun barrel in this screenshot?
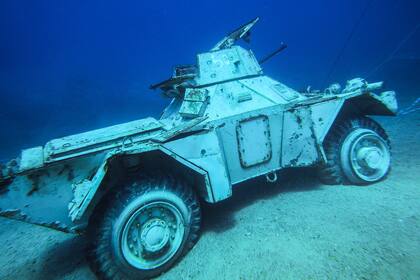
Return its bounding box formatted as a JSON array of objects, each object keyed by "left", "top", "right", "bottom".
[{"left": 258, "top": 43, "right": 288, "bottom": 65}]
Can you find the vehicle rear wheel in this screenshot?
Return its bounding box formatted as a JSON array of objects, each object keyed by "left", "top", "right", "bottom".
[
  {"left": 87, "top": 176, "right": 201, "bottom": 280},
  {"left": 318, "top": 116, "right": 391, "bottom": 185}
]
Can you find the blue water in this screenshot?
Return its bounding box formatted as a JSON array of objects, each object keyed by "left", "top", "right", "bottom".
[{"left": 0, "top": 0, "right": 419, "bottom": 160}]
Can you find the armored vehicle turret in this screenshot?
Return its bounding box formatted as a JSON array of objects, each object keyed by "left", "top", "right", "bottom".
[{"left": 0, "top": 18, "right": 397, "bottom": 279}]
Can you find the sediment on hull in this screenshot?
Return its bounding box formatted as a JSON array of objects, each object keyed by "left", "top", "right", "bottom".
[{"left": 0, "top": 162, "right": 86, "bottom": 233}]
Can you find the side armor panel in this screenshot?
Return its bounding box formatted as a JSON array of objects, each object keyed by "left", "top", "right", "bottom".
[{"left": 162, "top": 131, "right": 231, "bottom": 202}]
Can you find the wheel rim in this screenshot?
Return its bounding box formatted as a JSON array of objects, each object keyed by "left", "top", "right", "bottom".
[
  {"left": 348, "top": 131, "right": 390, "bottom": 182},
  {"left": 121, "top": 201, "right": 185, "bottom": 270}
]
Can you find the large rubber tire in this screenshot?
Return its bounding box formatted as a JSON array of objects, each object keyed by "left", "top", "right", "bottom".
[
  {"left": 87, "top": 176, "right": 201, "bottom": 280},
  {"left": 318, "top": 116, "right": 391, "bottom": 185}
]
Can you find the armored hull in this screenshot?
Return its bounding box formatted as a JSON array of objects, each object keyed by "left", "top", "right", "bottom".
[{"left": 0, "top": 17, "right": 397, "bottom": 279}]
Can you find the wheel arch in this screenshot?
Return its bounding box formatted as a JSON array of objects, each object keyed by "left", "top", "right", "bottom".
[
  {"left": 73, "top": 147, "right": 211, "bottom": 228},
  {"left": 322, "top": 92, "right": 396, "bottom": 147}
]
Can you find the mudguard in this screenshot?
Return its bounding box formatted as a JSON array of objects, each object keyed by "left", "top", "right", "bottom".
[
  {"left": 0, "top": 117, "right": 227, "bottom": 233},
  {"left": 345, "top": 90, "right": 398, "bottom": 116}
]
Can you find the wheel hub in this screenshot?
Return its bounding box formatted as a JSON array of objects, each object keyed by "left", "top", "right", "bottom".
[
  {"left": 140, "top": 219, "right": 170, "bottom": 254},
  {"left": 121, "top": 201, "right": 186, "bottom": 270},
  {"left": 357, "top": 147, "right": 383, "bottom": 169},
  {"left": 343, "top": 129, "right": 391, "bottom": 183}
]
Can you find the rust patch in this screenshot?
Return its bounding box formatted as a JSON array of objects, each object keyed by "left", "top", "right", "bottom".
[
  {"left": 289, "top": 150, "right": 303, "bottom": 167},
  {"left": 0, "top": 208, "right": 27, "bottom": 219},
  {"left": 68, "top": 168, "right": 75, "bottom": 181},
  {"left": 0, "top": 177, "right": 12, "bottom": 195},
  {"left": 296, "top": 115, "right": 303, "bottom": 125},
  {"left": 58, "top": 164, "right": 75, "bottom": 181},
  {"left": 57, "top": 165, "right": 67, "bottom": 175},
  {"left": 27, "top": 174, "right": 41, "bottom": 196}
]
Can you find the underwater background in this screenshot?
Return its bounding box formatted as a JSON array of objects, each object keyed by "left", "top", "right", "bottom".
[{"left": 0, "top": 0, "right": 419, "bottom": 161}]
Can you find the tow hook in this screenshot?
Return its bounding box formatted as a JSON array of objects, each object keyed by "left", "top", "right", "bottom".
[{"left": 265, "top": 171, "right": 278, "bottom": 183}]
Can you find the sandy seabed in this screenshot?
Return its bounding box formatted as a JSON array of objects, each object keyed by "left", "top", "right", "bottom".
[{"left": 0, "top": 103, "right": 419, "bottom": 280}]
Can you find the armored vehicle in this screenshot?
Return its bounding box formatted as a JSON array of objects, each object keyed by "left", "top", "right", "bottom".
[{"left": 0, "top": 18, "right": 397, "bottom": 279}]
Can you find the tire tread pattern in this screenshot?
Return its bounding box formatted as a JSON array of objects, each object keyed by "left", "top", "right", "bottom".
[
  {"left": 318, "top": 116, "right": 391, "bottom": 185},
  {"left": 87, "top": 174, "right": 201, "bottom": 280}
]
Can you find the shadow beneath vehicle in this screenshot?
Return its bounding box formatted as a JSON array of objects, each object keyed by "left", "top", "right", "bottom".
[
  {"left": 201, "top": 167, "right": 323, "bottom": 234},
  {"left": 35, "top": 235, "right": 92, "bottom": 280}
]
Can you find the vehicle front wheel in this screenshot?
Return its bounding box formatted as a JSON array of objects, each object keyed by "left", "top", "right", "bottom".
[
  {"left": 318, "top": 116, "right": 391, "bottom": 185},
  {"left": 88, "top": 176, "right": 201, "bottom": 280}
]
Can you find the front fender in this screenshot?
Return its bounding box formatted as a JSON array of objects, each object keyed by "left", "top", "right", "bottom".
[
  {"left": 346, "top": 91, "right": 398, "bottom": 116},
  {"left": 69, "top": 147, "right": 209, "bottom": 224}
]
